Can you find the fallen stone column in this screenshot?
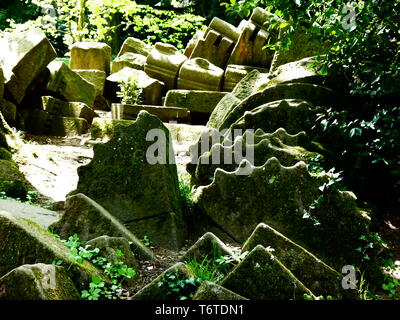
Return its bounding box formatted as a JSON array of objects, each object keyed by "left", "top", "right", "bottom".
[
  {"left": 144, "top": 43, "right": 188, "bottom": 91},
  {"left": 177, "top": 58, "right": 224, "bottom": 92}
]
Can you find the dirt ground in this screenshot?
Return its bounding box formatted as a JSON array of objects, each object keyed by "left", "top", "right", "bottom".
[{"left": 14, "top": 133, "right": 193, "bottom": 204}]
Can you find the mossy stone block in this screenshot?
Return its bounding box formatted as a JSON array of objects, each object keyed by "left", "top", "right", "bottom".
[
  {"left": 221, "top": 245, "right": 315, "bottom": 300},
  {"left": 0, "top": 263, "right": 80, "bottom": 300}
]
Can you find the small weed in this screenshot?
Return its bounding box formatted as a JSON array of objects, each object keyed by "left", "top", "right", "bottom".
[
  {"left": 116, "top": 76, "right": 142, "bottom": 105},
  {"left": 302, "top": 168, "right": 345, "bottom": 227},
  {"left": 356, "top": 233, "right": 389, "bottom": 262},
  {"left": 53, "top": 233, "right": 137, "bottom": 300},
  {"left": 157, "top": 270, "right": 202, "bottom": 300},
  {"left": 215, "top": 249, "right": 249, "bottom": 271},
  {"left": 304, "top": 294, "right": 333, "bottom": 300},
  {"left": 178, "top": 170, "right": 195, "bottom": 209},
  {"left": 306, "top": 154, "right": 325, "bottom": 175},
  {"left": 142, "top": 235, "right": 151, "bottom": 247},
  {"left": 0, "top": 181, "right": 39, "bottom": 205},
  {"left": 185, "top": 255, "right": 225, "bottom": 283},
  {"left": 381, "top": 257, "right": 400, "bottom": 299}
]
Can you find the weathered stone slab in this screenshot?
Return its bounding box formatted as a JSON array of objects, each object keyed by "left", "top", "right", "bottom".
[
  {"left": 207, "top": 70, "right": 270, "bottom": 130},
  {"left": 180, "top": 232, "right": 237, "bottom": 263},
  {"left": 195, "top": 157, "right": 371, "bottom": 266},
  {"left": 21, "top": 110, "right": 90, "bottom": 137},
  {"left": 259, "top": 57, "right": 324, "bottom": 90},
  {"left": 41, "top": 96, "right": 97, "bottom": 124},
  {"left": 49, "top": 193, "right": 153, "bottom": 261},
  {"left": 45, "top": 61, "right": 97, "bottom": 107},
  {"left": 111, "top": 103, "right": 189, "bottom": 123},
  {"left": 70, "top": 42, "right": 112, "bottom": 75},
  {"left": 184, "top": 30, "right": 205, "bottom": 58},
  {"left": 111, "top": 53, "right": 146, "bottom": 73},
  {"left": 145, "top": 43, "right": 188, "bottom": 91},
  {"left": 48, "top": 116, "right": 90, "bottom": 137},
  {"left": 208, "top": 17, "right": 240, "bottom": 43},
  {"left": 0, "top": 198, "right": 60, "bottom": 229},
  {"left": 221, "top": 245, "right": 315, "bottom": 300},
  {"left": 0, "top": 263, "right": 80, "bottom": 300},
  {"left": 242, "top": 223, "right": 356, "bottom": 299},
  {"left": 73, "top": 69, "right": 106, "bottom": 96},
  {"left": 90, "top": 118, "right": 134, "bottom": 140},
  {"left": 177, "top": 58, "right": 224, "bottom": 91},
  {"left": 218, "top": 83, "right": 345, "bottom": 131},
  {"left": 90, "top": 118, "right": 207, "bottom": 143},
  {"left": 270, "top": 26, "right": 324, "bottom": 72},
  {"left": 106, "top": 67, "right": 164, "bottom": 106},
  {"left": 0, "top": 99, "right": 17, "bottom": 122},
  {"left": 190, "top": 30, "right": 235, "bottom": 69},
  {"left": 228, "top": 21, "right": 275, "bottom": 68},
  {"left": 193, "top": 281, "right": 247, "bottom": 300},
  {"left": 0, "top": 210, "right": 105, "bottom": 290},
  {"left": 230, "top": 99, "right": 319, "bottom": 135},
  {"left": 93, "top": 95, "right": 111, "bottom": 111},
  {"left": 250, "top": 6, "right": 280, "bottom": 28},
  {"left": 164, "top": 90, "right": 228, "bottom": 113},
  {"left": 223, "top": 64, "right": 270, "bottom": 92},
  {"left": 192, "top": 126, "right": 318, "bottom": 186},
  {"left": 73, "top": 111, "right": 185, "bottom": 251},
  {"left": 87, "top": 236, "right": 140, "bottom": 272},
  {"left": 0, "top": 28, "right": 57, "bottom": 104},
  {"left": 117, "top": 37, "right": 152, "bottom": 58},
  {"left": 0, "top": 160, "right": 29, "bottom": 187},
  {"left": 189, "top": 17, "right": 238, "bottom": 68},
  {"left": 127, "top": 212, "right": 185, "bottom": 251}
]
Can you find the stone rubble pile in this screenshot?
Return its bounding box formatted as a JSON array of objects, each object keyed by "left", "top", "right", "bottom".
[
  {"left": 0, "top": 7, "right": 380, "bottom": 301},
  {"left": 0, "top": 7, "right": 323, "bottom": 139}
]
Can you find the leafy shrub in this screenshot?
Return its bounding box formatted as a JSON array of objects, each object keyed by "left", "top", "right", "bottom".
[
  {"left": 122, "top": 4, "right": 206, "bottom": 50},
  {"left": 0, "top": 0, "right": 39, "bottom": 30},
  {"left": 3, "top": 1, "right": 206, "bottom": 55},
  {"left": 116, "top": 76, "right": 143, "bottom": 105}
]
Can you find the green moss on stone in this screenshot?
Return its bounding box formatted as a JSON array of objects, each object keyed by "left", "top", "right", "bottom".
[
  {"left": 49, "top": 193, "right": 154, "bottom": 261},
  {"left": 132, "top": 263, "right": 194, "bottom": 300},
  {"left": 221, "top": 245, "right": 315, "bottom": 300},
  {"left": 192, "top": 281, "right": 247, "bottom": 300},
  {"left": 242, "top": 223, "right": 358, "bottom": 299},
  {"left": 0, "top": 148, "right": 12, "bottom": 161},
  {"left": 0, "top": 264, "right": 80, "bottom": 300},
  {"left": 0, "top": 211, "right": 106, "bottom": 291},
  {"left": 195, "top": 157, "right": 370, "bottom": 268}
]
